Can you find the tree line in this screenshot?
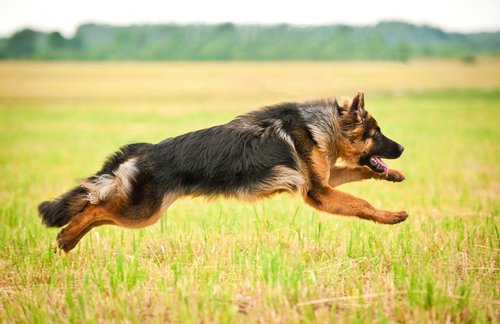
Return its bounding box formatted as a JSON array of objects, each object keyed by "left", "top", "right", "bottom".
[{"left": 1, "top": 22, "right": 498, "bottom": 62}]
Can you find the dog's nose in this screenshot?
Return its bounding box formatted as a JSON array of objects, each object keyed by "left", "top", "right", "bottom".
[{"left": 398, "top": 145, "right": 405, "bottom": 154}]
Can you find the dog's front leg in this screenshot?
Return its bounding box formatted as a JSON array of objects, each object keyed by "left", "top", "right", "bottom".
[
  {"left": 328, "top": 165, "right": 405, "bottom": 187},
  {"left": 328, "top": 165, "right": 377, "bottom": 187},
  {"left": 303, "top": 186, "right": 408, "bottom": 224}
]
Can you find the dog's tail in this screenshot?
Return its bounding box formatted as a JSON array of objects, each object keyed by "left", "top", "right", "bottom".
[
  {"left": 38, "top": 185, "right": 90, "bottom": 228},
  {"left": 38, "top": 143, "right": 149, "bottom": 228}
]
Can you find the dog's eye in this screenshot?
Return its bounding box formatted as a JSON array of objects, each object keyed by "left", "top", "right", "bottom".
[{"left": 373, "top": 131, "right": 380, "bottom": 138}]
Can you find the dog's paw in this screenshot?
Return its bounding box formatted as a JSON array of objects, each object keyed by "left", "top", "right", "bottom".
[
  {"left": 382, "top": 169, "right": 405, "bottom": 182},
  {"left": 56, "top": 229, "right": 71, "bottom": 253},
  {"left": 385, "top": 211, "right": 408, "bottom": 224},
  {"left": 371, "top": 210, "right": 408, "bottom": 225}
]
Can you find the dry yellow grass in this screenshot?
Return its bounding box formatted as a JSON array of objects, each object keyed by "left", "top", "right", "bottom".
[{"left": 1, "top": 58, "right": 499, "bottom": 102}]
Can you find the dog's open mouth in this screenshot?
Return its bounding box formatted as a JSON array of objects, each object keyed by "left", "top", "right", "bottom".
[{"left": 370, "top": 156, "right": 388, "bottom": 177}]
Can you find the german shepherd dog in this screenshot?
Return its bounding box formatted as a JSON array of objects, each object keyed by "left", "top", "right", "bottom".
[{"left": 39, "top": 91, "right": 407, "bottom": 253}]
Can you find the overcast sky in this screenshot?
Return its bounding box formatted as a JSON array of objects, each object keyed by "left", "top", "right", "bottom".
[{"left": 1, "top": 0, "right": 499, "bottom": 38}]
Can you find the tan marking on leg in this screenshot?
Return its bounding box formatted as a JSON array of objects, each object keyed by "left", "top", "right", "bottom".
[
  {"left": 310, "top": 147, "right": 330, "bottom": 181},
  {"left": 56, "top": 204, "right": 118, "bottom": 252},
  {"left": 303, "top": 187, "right": 408, "bottom": 224},
  {"left": 59, "top": 220, "right": 116, "bottom": 252},
  {"left": 328, "top": 165, "right": 378, "bottom": 187}
]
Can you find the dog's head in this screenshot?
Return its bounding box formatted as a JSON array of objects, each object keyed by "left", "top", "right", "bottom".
[{"left": 336, "top": 91, "right": 404, "bottom": 175}]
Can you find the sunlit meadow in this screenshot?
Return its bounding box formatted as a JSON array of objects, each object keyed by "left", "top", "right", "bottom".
[{"left": 0, "top": 59, "right": 499, "bottom": 323}]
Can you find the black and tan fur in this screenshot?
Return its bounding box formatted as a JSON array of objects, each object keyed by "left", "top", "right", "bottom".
[{"left": 39, "top": 91, "right": 407, "bottom": 253}]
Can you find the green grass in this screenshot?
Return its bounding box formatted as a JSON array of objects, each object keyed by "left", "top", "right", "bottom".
[{"left": 0, "top": 62, "right": 499, "bottom": 323}]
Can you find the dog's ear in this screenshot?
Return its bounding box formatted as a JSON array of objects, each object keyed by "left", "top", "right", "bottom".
[
  {"left": 334, "top": 97, "right": 346, "bottom": 115},
  {"left": 350, "top": 90, "right": 365, "bottom": 121}
]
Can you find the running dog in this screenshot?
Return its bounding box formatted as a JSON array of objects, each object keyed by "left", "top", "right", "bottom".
[{"left": 39, "top": 91, "right": 407, "bottom": 253}]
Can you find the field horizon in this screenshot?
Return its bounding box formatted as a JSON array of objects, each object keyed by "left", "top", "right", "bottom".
[{"left": 1, "top": 59, "right": 499, "bottom": 323}]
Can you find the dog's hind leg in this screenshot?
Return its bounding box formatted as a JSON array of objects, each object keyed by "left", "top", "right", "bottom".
[
  {"left": 57, "top": 220, "right": 116, "bottom": 252},
  {"left": 56, "top": 194, "right": 176, "bottom": 252},
  {"left": 56, "top": 204, "right": 120, "bottom": 252}
]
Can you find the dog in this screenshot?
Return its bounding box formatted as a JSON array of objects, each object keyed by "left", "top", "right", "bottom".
[{"left": 39, "top": 91, "right": 407, "bottom": 253}]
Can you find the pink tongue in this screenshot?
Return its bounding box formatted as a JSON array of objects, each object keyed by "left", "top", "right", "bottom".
[{"left": 373, "top": 156, "right": 388, "bottom": 177}]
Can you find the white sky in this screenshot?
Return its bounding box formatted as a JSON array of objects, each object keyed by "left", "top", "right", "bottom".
[{"left": 1, "top": 0, "right": 499, "bottom": 38}]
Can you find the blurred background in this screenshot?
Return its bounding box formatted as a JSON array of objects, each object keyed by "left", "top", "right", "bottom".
[{"left": 1, "top": 0, "right": 499, "bottom": 62}]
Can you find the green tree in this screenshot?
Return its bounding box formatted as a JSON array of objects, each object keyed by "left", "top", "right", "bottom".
[
  {"left": 392, "top": 41, "right": 411, "bottom": 62},
  {"left": 357, "top": 33, "right": 390, "bottom": 60},
  {"left": 199, "top": 23, "right": 239, "bottom": 60},
  {"left": 5, "top": 29, "right": 36, "bottom": 58},
  {"left": 47, "top": 31, "right": 67, "bottom": 49}
]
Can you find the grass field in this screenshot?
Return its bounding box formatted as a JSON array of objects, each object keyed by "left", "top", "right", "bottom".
[{"left": 0, "top": 59, "right": 499, "bottom": 323}]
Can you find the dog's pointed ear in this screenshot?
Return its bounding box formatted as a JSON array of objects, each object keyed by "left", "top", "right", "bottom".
[
  {"left": 334, "top": 97, "right": 345, "bottom": 115},
  {"left": 350, "top": 90, "right": 365, "bottom": 121},
  {"left": 350, "top": 91, "right": 364, "bottom": 112}
]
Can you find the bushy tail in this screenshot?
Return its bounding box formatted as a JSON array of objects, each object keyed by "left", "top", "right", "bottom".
[
  {"left": 38, "top": 185, "right": 89, "bottom": 228},
  {"left": 39, "top": 143, "right": 150, "bottom": 228}
]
